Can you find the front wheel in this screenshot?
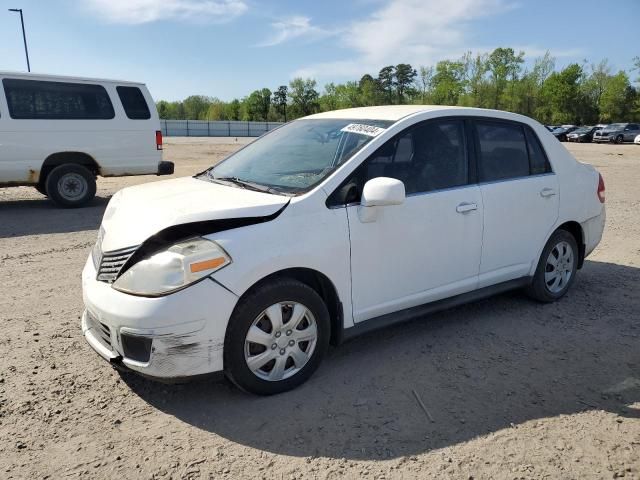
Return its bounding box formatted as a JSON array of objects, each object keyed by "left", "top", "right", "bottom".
[
  {"left": 615, "top": 134, "right": 624, "bottom": 144},
  {"left": 526, "top": 229, "right": 578, "bottom": 303},
  {"left": 45, "top": 164, "right": 96, "bottom": 208},
  {"left": 224, "top": 279, "right": 330, "bottom": 395}
]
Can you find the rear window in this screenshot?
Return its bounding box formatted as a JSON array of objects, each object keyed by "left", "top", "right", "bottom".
[
  {"left": 116, "top": 86, "right": 151, "bottom": 120},
  {"left": 2, "top": 78, "right": 114, "bottom": 120},
  {"left": 525, "top": 127, "right": 552, "bottom": 175},
  {"left": 476, "top": 121, "right": 530, "bottom": 182}
]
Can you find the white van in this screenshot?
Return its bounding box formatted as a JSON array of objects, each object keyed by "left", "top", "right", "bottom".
[{"left": 0, "top": 72, "right": 174, "bottom": 207}]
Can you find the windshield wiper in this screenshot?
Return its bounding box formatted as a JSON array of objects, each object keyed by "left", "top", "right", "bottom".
[{"left": 209, "top": 175, "right": 291, "bottom": 196}]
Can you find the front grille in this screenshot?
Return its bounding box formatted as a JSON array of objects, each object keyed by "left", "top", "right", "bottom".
[
  {"left": 86, "top": 311, "right": 112, "bottom": 350},
  {"left": 97, "top": 245, "right": 138, "bottom": 283}
]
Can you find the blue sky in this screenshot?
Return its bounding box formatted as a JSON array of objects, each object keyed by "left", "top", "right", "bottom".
[{"left": 0, "top": 0, "right": 637, "bottom": 101}]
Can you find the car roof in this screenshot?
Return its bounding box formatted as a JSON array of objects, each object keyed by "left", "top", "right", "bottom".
[
  {"left": 304, "top": 105, "right": 524, "bottom": 122},
  {"left": 0, "top": 71, "right": 146, "bottom": 86}
]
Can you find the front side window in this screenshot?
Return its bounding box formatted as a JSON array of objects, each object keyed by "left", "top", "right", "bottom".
[
  {"left": 2, "top": 79, "right": 114, "bottom": 120},
  {"left": 203, "top": 119, "right": 393, "bottom": 194},
  {"left": 331, "top": 119, "right": 469, "bottom": 204},
  {"left": 117, "top": 86, "right": 151, "bottom": 119},
  {"left": 476, "top": 121, "right": 530, "bottom": 182}
]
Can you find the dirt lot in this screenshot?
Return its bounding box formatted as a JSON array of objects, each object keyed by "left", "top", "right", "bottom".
[{"left": 1, "top": 139, "right": 639, "bottom": 479}]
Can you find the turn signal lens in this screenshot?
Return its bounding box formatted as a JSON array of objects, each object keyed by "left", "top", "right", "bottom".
[{"left": 190, "top": 257, "right": 227, "bottom": 273}]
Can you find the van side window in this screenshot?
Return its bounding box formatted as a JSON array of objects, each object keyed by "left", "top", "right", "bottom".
[
  {"left": 117, "top": 86, "right": 151, "bottom": 120},
  {"left": 2, "top": 79, "right": 114, "bottom": 120},
  {"left": 476, "top": 121, "right": 529, "bottom": 182},
  {"left": 525, "top": 127, "right": 552, "bottom": 175}
]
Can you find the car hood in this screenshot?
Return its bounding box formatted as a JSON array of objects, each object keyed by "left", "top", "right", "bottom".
[{"left": 99, "top": 176, "right": 290, "bottom": 251}]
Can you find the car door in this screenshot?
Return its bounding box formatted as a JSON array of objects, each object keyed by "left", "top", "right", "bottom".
[
  {"left": 474, "top": 120, "right": 559, "bottom": 288},
  {"left": 624, "top": 124, "right": 640, "bottom": 142},
  {"left": 338, "top": 119, "right": 484, "bottom": 323}
]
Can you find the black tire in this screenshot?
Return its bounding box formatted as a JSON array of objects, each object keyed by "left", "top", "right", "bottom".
[
  {"left": 45, "top": 164, "right": 96, "bottom": 208},
  {"left": 526, "top": 229, "right": 578, "bottom": 303},
  {"left": 224, "top": 278, "right": 330, "bottom": 395},
  {"left": 34, "top": 182, "right": 47, "bottom": 196},
  {"left": 616, "top": 134, "right": 624, "bottom": 144}
]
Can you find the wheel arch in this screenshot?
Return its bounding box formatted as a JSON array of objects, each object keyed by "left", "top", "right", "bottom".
[
  {"left": 556, "top": 221, "right": 586, "bottom": 269},
  {"left": 233, "top": 267, "right": 344, "bottom": 346},
  {"left": 40, "top": 152, "right": 100, "bottom": 183}
]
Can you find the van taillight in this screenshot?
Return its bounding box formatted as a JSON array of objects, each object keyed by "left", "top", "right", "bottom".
[
  {"left": 597, "top": 173, "right": 605, "bottom": 203},
  {"left": 156, "top": 130, "right": 163, "bottom": 150}
]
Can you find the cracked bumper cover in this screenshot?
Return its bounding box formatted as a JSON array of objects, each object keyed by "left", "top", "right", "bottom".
[{"left": 81, "top": 256, "right": 238, "bottom": 380}]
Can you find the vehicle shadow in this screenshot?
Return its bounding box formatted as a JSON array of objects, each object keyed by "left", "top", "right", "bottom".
[
  {"left": 122, "top": 259, "right": 640, "bottom": 460},
  {"left": 0, "top": 196, "right": 109, "bottom": 238}
]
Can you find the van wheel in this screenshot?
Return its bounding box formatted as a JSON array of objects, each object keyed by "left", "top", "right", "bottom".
[
  {"left": 224, "top": 279, "right": 330, "bottom": 395},
  {"left": 45, "top": 164, "right": 96, "bottom": 208},
  {"left": 526, "top": 229, "right": 578, "bottom": 303}
]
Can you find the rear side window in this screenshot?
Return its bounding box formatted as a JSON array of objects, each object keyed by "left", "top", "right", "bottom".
[
  {"left": 525, "top": 127, "right": 552, "bottom": 175},
  {"left": 117, "top": 86, "right": 151, "bottom": 120},
  {"left": 476, "top": 121, "right": 530, "bottom": 182},
  {"left": 2, "top": 78, "right": 114, "bottom": 120}
]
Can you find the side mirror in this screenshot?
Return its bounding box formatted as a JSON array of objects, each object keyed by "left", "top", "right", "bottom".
[
  {"left": 358, "top": 177, "right": 405, "bottom": 223},
  {"left": 361, "top": 177, "right": 405, "bottom": 207}
]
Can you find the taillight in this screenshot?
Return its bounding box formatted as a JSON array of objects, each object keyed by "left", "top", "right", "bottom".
[
  {"left": 155, "top": 130, "right": 163, "bottom": 151},
  {"left": 597, "top": 173, "right": 605, "bottom": 203}
]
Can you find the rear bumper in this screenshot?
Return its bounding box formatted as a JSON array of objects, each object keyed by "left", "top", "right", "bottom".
[
  {"left": 157, "top": 161, "right": 175, "bottom": 176},
  {"left": 582, "top": 207, "right": 606, "bottom": 258}
]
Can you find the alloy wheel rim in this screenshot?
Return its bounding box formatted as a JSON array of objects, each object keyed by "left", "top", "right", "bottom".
[
  {"left": 244, "top": 302, "right": 318, "bottom": 381},
  {"left": 57, "top": 173, "right": 87, "bottom": 201},
  {"left": 545, "top": 240, "right": 574, "bottom": 294}
]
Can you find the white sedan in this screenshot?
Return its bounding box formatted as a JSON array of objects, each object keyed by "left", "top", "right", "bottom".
[
  {"left": 82, "top": 106, "right": 606, "bottom": 394},
  {"left": 634, "top": 134, "right": 640, "bottom": 145}
]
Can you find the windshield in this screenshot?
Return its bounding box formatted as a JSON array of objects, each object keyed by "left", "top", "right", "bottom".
[
  {"left": 203, "top": 118, "right": 393, "bottom": 195},
  {"left": 553, "top": 127, "right": 566, "bottom": 133},
  {"left": 607, "top": 123, "right": 625, "bottom": 130},
  {"left": 574, "top": 127, "right": 591, "bottom": 133}
]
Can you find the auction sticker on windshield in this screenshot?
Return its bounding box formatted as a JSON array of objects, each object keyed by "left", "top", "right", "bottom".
[{"left": 340, "top": 123, "right": 386, "bottom": 137}]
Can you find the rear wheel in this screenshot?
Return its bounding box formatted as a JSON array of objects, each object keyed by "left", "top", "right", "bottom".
[
  {"left": 224, "top": 278, "right": 330, "bottom": 395},
  {"left": 526, "top": 229, "right": 578, "bottom": 302},
  {"left": 45, "top": 164, "right": 96, "bottom": 208},
  {"left": 615, "top": 134, "right": 624, "bottom": 144}
]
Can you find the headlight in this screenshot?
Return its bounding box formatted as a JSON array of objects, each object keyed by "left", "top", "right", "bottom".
[{"left": 112, "top": 237, "right": 231, "bottom": 296}]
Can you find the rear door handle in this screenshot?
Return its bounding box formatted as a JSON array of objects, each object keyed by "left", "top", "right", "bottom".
[
  {"left": 540, "top": 188, "right": 557, "bottom": 198},
  {"left": 456, "top": 202, "right": 478, "bottom": 213}
]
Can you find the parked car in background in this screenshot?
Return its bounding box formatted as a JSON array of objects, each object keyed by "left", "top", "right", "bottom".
[
  {"left": 552, "top": 126, "right": 578, "bottom": 142},
  {"left": 567, "top": 126, "right": 597, "bottom": 143},
  {"left": 0, "top": 71, "right": 174, "bottom": 207},
  {"left": 593, "top": 123, "right": 640, "bottom": 144},
  {"left": 82, "top": 105, "right": 606, "bottom": 394}
]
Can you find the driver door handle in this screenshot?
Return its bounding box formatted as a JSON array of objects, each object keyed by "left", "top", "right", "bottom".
[
  {"left": 456, "top": 202, "right": 478, "bottom": 213},
  {"left": 540, "top": 187, "right": 557, "bottom": 198}
]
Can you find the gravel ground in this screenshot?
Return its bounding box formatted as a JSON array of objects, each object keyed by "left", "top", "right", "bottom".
[{"left": 0, "top": 139, "right": 639, "bottom": 480}]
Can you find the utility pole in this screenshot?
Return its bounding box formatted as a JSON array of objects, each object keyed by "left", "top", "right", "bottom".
[{"left": 8, "top": 8, "right": 31, "bottom": 72}]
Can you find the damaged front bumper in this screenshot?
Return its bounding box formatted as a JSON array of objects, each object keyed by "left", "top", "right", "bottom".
[{"left": 81, "top": 256, "right": 238, "bottom": 380}]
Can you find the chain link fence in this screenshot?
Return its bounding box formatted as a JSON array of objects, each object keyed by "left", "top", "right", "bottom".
[{"left": 160, "top": 120, "right": 284, "bottom": 137}]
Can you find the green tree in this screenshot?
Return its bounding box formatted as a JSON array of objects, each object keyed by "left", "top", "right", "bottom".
[
  {"left": 537, "top": 63, "right": 585, "bottom": 124},
  {"left": 431, "top": 60, "right": 466, "bottom": 105},
  {"left": 183, "top": 95, "right": 212, "bottom": 120},
  {"left": 395, "top": 63, "right": 417, "bottom": 104},
  {"left": 289, "top": 78, "right": 319, "bottom": 117},
  {"left": 272, "top": 85, "right": 288, "bottom": 121},
  {"left": 487, "top": 47, "right": 525, "bottom": 109},
  {"left": 600, "top": 71, "right": 633, "bottom": 122},
  {"left": 377, "top": 66, "right": 395, "bottom": 104},
  {"left": 359, "top": 74, "right": 379, "bottom": 106}
]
